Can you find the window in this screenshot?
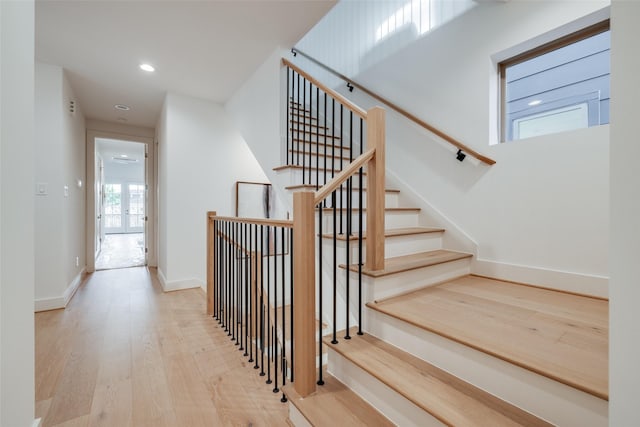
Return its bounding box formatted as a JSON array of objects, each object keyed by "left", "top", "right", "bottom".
[{"left": 499, "top": 20, "right": 610, "bottom": 142}]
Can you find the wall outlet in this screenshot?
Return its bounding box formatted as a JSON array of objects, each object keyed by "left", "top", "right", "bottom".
[{"left": 75, "top": 256, "right": 79, "bottom": 267}]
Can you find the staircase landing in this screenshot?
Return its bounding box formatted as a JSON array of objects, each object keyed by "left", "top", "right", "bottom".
[{"left": 367, "top": 275, "right": 609, "bottom": 400}]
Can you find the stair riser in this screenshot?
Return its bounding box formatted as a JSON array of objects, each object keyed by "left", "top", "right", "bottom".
[
  {"left": 364, "top": 309, "right": 608, "bottom": 427},
  {"left": 327, "top": 347, "right": 445, "bottom": 427},
  {"left": 288, "top": 141, "right": 351, "bottom": 157},
  {"left": 321, "top": 232, "right": 444, "bottom": 260},
  {"left": 286, "top": 154, "right": 359, "bottom": 170},
  {"left": 288, "top": 403, "right": 312, "bottom": 427},
  {"left": 358, "top": 258, "right": 471, "bottom": 302},
  {"left": 289, "top": 131, "right": 347, "bottom": 144},
  {"left": 317, "top": 210, "right": 420, "bottom": 233},
  {"left": 280, "top": 168, "right": 358, "bottom": 187},
  {"left": 289, "top": 186, "right": 400, "bottom": 209}
]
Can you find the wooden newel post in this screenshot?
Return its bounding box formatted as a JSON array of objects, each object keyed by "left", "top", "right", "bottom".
[
  {"left": 366, "top": 107, "right": 386, "bottom": 271},
  {"left": 207, "top": 211, "right": 216, "bottom": 315},
  {"left": 293, "top": 191, "right": 317, "bottom": 397}
]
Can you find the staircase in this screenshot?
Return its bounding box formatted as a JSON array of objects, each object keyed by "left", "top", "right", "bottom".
[{"left": 275, "top": 70, "right": 609, "bottom": 427}]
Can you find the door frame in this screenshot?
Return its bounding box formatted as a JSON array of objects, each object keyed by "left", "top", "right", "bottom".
[{"left": 86, "top": 130, "right": 155, "bottom": 273}]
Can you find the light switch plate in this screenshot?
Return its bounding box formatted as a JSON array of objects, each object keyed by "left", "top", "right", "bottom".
[
  {"left": 64, "top": 185, "right": 69, "bottom": 197},
  {"left": 36, "top": 183, "right": 48, "bottom": 196}
]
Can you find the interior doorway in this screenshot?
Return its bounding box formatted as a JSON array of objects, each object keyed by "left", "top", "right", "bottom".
[{"left": 94, "top": 138, "right": 147, "bottom": 270}]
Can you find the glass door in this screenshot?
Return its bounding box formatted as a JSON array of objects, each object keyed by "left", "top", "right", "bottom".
[
  {"left": 104, "top": 183, "right": 124, "bottom": 233},
  {"left": 126, "top": 183, "right": 145, "bottom": 233}
]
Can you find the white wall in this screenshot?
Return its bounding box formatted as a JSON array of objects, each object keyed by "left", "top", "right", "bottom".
[
  {"left": 34, "top": 63, "right": 86, "bottom": 311},
  {"left": 610, "top": 1, "right": 640, "bottom": 424},
  {"left": 294, "top": 1, "right": 610, "bottom": 296},
  {"left": 156, "top": 93, "right": 269, "bottom": 291},
  {"left": 225, "top": 48, "right": 293, "bottom": 212},
  {"left": 0, "top": 0, "right": 36, "bottom": 425}
]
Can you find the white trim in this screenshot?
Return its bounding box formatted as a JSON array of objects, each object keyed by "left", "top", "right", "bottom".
[
  {"left": 63, "top": 267, "right": 86, "bottom": 306},
  {"left": 473, "top": 258, "right": 608, "bottom": 298},
  {"left": 33, "top": 418, "right": 42, "bottom": 427},
  {"left": 157, "top": 268, "right": 203, "bottom": 292},
  {"left": 34, "top": 268, "right": 86, "bottom": 312}
]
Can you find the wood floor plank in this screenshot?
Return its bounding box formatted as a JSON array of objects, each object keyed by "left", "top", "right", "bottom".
[
  {"left": 368, "top": 275, "right": 609, "bottom": 400},
  {"left": 36, "top": 267, "right": 288, "bottom": 427}
]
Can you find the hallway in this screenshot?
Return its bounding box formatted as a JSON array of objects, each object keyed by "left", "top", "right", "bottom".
[{"left": 35, "top": 267, "right": 288, "bottom": 426}]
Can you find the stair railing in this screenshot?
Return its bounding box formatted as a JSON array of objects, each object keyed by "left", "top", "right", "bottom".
[
  {"left": 207, "top": 212, "right": 294, "bottom": 403},
  {"left": 206, "top": 61, "right": 386, "bottom": 401},
  {"left": 289, "top": 48, "right": 496, "bottom": 166},
  {"left": 285, "top": 60, "right": 386, "bottom": 398}
]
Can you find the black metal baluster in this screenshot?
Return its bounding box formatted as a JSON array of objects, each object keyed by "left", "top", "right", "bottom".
[
  {"left": 296, "top": 73, "right": 304, "bottom": 166},
  {"left": 331, "top": 191, "right": 338, "bottom": 345},
  {"left": 243, "top": 223, "right": 249, "bottom": 355},
  {"left": 289, "top": 229, "right": 294, "bottom": 383},
  {"left": 260, "top": 225, "right": 265, "bottom": 376},
  {"left": 358, "top": 119, "right": 364, "bottom": 336},
  {"left": 318, "top": 200, "right": 325, "bottom": 384},
  {"left": 323, "top": 92, "right": 328, "bottom": 196},
  {"left": 213, "top": 220, "right": 218, "bottom": 320},
  {"left": 316, "top": 86, "right": 320, "bottom": 189},
  {"left": 273, "top": 227, "right": 279, "bottom": 393},
  {"left": 224, "top": 222, "right": 233, "bottom": 336},
  {"left": 266, "top": 226, "right": 272, "bottom": 385},
  {"left": 254, "top": 224, "right": 260, "bottom": 370},
  {"left": 332, "top": 99, "right": 336, "bottom": 185},
  {"left": 235, "top": 222, "right": 240, "bottom": 344},
  {"left": 339, "top": 104, "right": 344, "bottom": 235},
  {"left": 302, "top": 78, "right": 307, "bottom": 184},
  {"left": 249, "top": 223, "right": 254, "bottom": 363},
  {"left": 287, "top": 68, "right": 291, "bottom": 166},
  {"left": 281, "top": 226, "right": 287, "bottom": 401}
]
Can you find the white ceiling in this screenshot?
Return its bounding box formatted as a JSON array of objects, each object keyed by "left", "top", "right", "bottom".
[{"left": 35, "top": 0, "right": 336, "bottom": 128}]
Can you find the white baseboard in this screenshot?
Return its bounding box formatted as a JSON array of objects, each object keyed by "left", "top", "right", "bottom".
[
  {"left": 156, "top": 268, "right": 203, "bottom": 292},
  {"left": 473, "top": 258, "right": 608, "bottom": 299},
  {"left": 34, "top": 268, "right": 87, "bottom": 312},
  {"left": 33, "top": 418, "right": 42, "bottom": 427}
]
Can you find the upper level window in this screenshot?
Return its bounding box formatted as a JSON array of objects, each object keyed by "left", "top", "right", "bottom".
[{"left": 499, "top": 20, "right": 610, "bottom": 142}]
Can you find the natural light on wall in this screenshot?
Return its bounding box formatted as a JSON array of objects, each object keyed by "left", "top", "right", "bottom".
[{"left": 375, "top": 0, "right": 473, "bottom": 42}]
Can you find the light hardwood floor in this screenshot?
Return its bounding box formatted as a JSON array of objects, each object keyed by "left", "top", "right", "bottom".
[{"left": 35, "top": 267, "right": 289, "bottom": 427}]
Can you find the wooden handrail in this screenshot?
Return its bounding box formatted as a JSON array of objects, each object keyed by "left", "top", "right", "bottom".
[
  {"left": 290, "top": 48, "right": 496, "bottom": 166},
  {"left": 209, "top": 214, "right": 293, "bottom": 228},
  {"left": 282, "top": 58, "right": 368, "bottom": 120},
  {"left": 314, "top": 148, "right": 375, "bottom": 204}
]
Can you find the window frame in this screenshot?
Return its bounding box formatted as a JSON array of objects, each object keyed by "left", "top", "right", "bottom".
[{"left": 498, "top": 19, "right": 610, "bottom": 143}]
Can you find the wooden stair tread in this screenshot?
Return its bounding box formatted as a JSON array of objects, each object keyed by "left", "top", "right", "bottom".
[
  {"left": 324, "top": 331, "right": 552, "bottom": 427},
  {"left": 366, "top": 275, "right": 609, "bottom": 400},
  {"left": 344, "top": 249, "right": 471, "bottom": 277},
  {"left": 323, "top": 226, "right": 444, "bottom": 241},
  {"left": 283, "top": 372, "right": 394, "bottom": 427}
]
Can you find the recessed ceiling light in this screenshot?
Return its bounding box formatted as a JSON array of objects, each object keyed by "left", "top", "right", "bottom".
[
  {"left": 120, "top": 154, "right": 128, "bottom": 158},
  {"left": 115, "top": 104, "right": 130, "bottom": 111},
  {"left": 528, "top": 99, "right": 542, "bottom": 106},
  {"left": 140, "top": 63, "right": 155, "bottom": 72}
]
